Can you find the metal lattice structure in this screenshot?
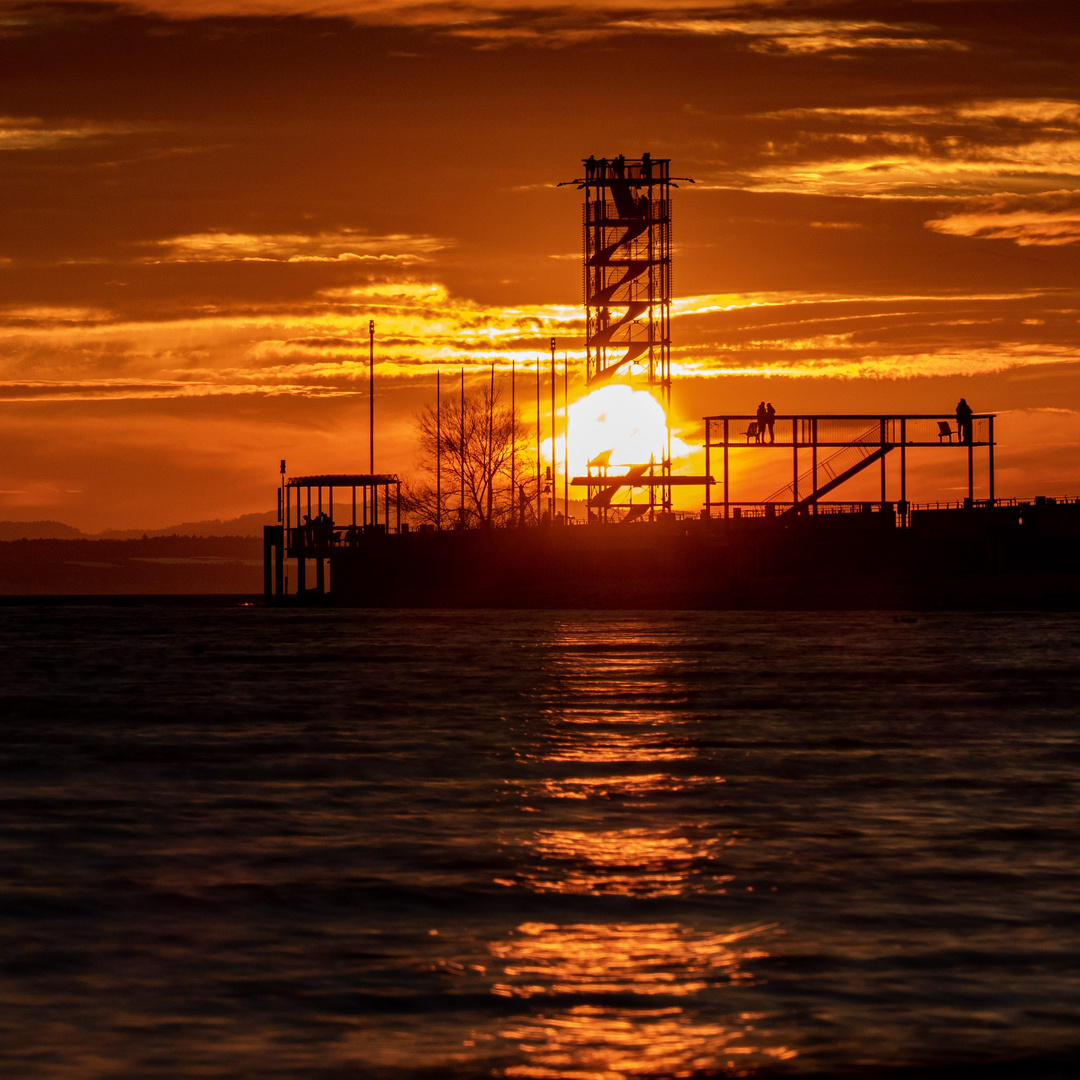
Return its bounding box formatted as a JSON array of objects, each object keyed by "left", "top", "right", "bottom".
[{"left": 577, "top": 154, "right": 674, "bottom": 517}]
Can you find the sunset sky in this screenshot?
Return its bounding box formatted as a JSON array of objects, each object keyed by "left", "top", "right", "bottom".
[{"left": 2, "top": 0, "right": 1080, "bottom": 529}]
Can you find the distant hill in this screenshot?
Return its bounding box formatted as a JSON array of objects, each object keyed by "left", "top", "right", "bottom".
[
  {"left": 0, "top": 534, "right": 262, "bottom": 595},
  {"left": 0, "top": 511, "right": 276, "bottom": 541},
  {"left": 97, "top": 511, "right": 277, "bottom": 540},
  {"left": 0, "top": 520, "right": 86, "bottom": 541}
]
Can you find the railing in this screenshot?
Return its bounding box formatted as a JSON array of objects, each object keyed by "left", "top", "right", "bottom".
[
  {"left": 704, "top": 414, "right": 993, "bottom": 447},
  {"left": 909, "top": 495, "right": 1080, "bottom": 512},
  {"left": 707, "top": 501, "right": 899, "bottom": 520},
  {"left": 286, "top": 523, "right": 398, "bottom": 550}
]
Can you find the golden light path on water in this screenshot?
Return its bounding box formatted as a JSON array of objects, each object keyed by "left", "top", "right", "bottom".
[{"left": 487, "top": 626, "right": 796, "bottom": 1078}]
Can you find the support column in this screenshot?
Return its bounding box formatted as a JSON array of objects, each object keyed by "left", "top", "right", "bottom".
[
  {"left": 968, "top": 442, "right": 974, "bottom": 503},
  {"left": 723, "top": 419, "right": 729, "bottom": 519},
  {"left": 705, "top": 424, "right": 711, "bottom": 518},
  {"left": 900, "top": 418, "right": 907, "bottom": 527},
  {"left": 900, "top": 419, "right": 907, "bottom": 502},
  {"left": 792, "top": 418, "right": 798, "bottom": 510},
  {"left": 811, "top": 418, "right": 818, "bottom": 515},
  {"left": 275, "top": 536, "right": 283, "bottom": 598},
  {"left": 263, "top": 526, "right": 274, "bottom": 601},
  {"left": 988, "top": 416, "right": 995, "bottom": 504},
  {"left": 880, "top": 418, "right": 886, "bottom": 504}
]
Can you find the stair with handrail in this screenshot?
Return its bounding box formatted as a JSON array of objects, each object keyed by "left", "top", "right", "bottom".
[{"left": 764, "top": 424, "right": 894, "bottom": 514}]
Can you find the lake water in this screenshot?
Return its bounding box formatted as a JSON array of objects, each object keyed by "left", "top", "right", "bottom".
[{"left": 1, "top": 605, "right": 1078, "bottom": 1078}]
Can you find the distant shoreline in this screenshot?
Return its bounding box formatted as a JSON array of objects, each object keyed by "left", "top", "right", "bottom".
[{"left": 0, "top": 535, "right": 263, "bottom": 596}]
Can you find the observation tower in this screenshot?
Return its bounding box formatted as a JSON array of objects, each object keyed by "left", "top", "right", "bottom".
[{"left": 565, "top": 154, "right": 703, "bottom": 521}]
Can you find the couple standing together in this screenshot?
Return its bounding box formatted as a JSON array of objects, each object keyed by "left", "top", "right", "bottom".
[{"left": 756, "top": 401, "right": 776, "bottom": 443}]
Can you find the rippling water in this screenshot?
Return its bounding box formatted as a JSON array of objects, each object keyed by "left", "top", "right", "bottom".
[{"left": 1, "top": 605, "right": 1078, "bottom": 1078}]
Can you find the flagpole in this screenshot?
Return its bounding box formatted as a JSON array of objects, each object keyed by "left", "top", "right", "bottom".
[
  {"left": 436, "top": 370, "right": 441, "bottom": 531},
  {"left": 368, "top": 320, "right": 375, "bottom": 474},
  {"left": 550, "top": 337, "right": 556, "bottom": 522},
  {"left": 460, "top": 366, "right": 465, "bottom": 529},
  {"left": 510, "top": 358, "right": 516, "bottom": 527}
]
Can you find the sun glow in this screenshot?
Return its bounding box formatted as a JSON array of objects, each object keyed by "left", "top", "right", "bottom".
[{"left": 560, "top": 385, "right": 690, "bottom": 476}]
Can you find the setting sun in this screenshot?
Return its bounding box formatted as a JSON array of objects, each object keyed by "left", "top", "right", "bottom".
[{"left": 561, "top": 385, "right": 691, "bottom": 476}]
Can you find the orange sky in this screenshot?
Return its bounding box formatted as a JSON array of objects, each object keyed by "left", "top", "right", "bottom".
[{"left": 2, "top": 0, "right": 1080, "bottom": 529}]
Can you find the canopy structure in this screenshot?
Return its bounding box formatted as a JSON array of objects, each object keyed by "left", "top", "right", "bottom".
[
  {"left": 265, "top": 471, "right": 404, "bottom": 599},
  {"left": 288, "top": 474, "right": 400, "bottom": 488}
]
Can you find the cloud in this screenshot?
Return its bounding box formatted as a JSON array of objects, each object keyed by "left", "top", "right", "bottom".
[
  {"left": 613, "top": 18, "right": 966, "bottom": 55},
  {"left": 724, "top": 99, "right": 1080, "bottom": 197},
  {"left": 765, "top": 100, "right": 1080, "bottom": 129},
  {"left": 31, "top": 1, "right": 976, "bottom": 51},
  {"left": 0, "top": 116, "right": 153, "bottom": 150},
  {"left": 926, "top": 191, "right": 1080, "bottom": 246},
  {"left": 4, "top": 282, "right": 1080, "bottom": 403},
  {"left": 145, "top": 229, "right": 447, "bottom": 263}
]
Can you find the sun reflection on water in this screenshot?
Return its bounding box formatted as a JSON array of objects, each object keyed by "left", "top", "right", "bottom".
[
  {"left": 487, "top": 624, "right": 795, "bottom": 1077},
  {"left": 538, "top": 708, "right": 695, "bottom": 764},
  {"left": 490, "top": 922, "right": 790, "bottom": 1079},
  {"left": 491, "top": 921, "right": 765, "bottom": 999},
  {"left": 520, "top": 828, "right": 730, "bottom": 897},
  {"left": 501, "top": 1005, "right": 793, "bottom": 1080}
]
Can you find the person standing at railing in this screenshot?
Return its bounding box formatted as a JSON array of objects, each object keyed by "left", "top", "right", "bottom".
[
  {"left": 765, "top": 402, "right": 776, "bottom": 444},
  {"left": 755, "top": 401, "right": 767, "bottom": 443},
  {"left": 956, "top": 398, "right": 973, "bottom": 444}
]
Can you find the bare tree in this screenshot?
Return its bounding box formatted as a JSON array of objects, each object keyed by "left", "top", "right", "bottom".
[{"left": 409, "top": 381, "right": 542, "bottom": 529}]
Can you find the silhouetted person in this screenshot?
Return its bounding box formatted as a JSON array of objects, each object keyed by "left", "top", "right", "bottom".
[
  {"left": 755, "top": 401, "right": 767, "bottom": 444},
  {"left": 766, "top": 402, "right": 776, "bottom": 444},
  {"left": 640, "top": 152, "right": 652, "bottom": 179},
  {"left": 613, "top": 154, "right": 625, "bottom": 178},
  {"left": 956, "top": 397, "right": 973, "bottom": 444}
]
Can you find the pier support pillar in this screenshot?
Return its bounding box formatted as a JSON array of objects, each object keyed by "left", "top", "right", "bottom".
[{"left": 263, "top": 525, "right": 284, "bottom": 602}]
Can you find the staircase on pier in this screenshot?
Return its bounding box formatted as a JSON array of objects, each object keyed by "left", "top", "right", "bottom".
[{"left": 764, "top": 423, "right": 895, "bottom": 514}]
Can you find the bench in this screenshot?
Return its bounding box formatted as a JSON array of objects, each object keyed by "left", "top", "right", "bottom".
[
  {"left": 744, "top": 421, "right": 761, "bottom": 443},
  {"left": 937, "top": 421, "right": 954, "bottom": 442}
]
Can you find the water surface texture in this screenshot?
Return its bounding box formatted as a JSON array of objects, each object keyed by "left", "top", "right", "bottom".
[{"left": 1, "top": 607, "right": 1078, "bottom": 1078}]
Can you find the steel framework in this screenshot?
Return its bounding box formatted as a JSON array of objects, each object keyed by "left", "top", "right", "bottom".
[
  {"left": 702, "top": 413, "right": 996, "bottom": 521},
  {"left": 567, "top": 154, "right": 676, "bottom": 519}
]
